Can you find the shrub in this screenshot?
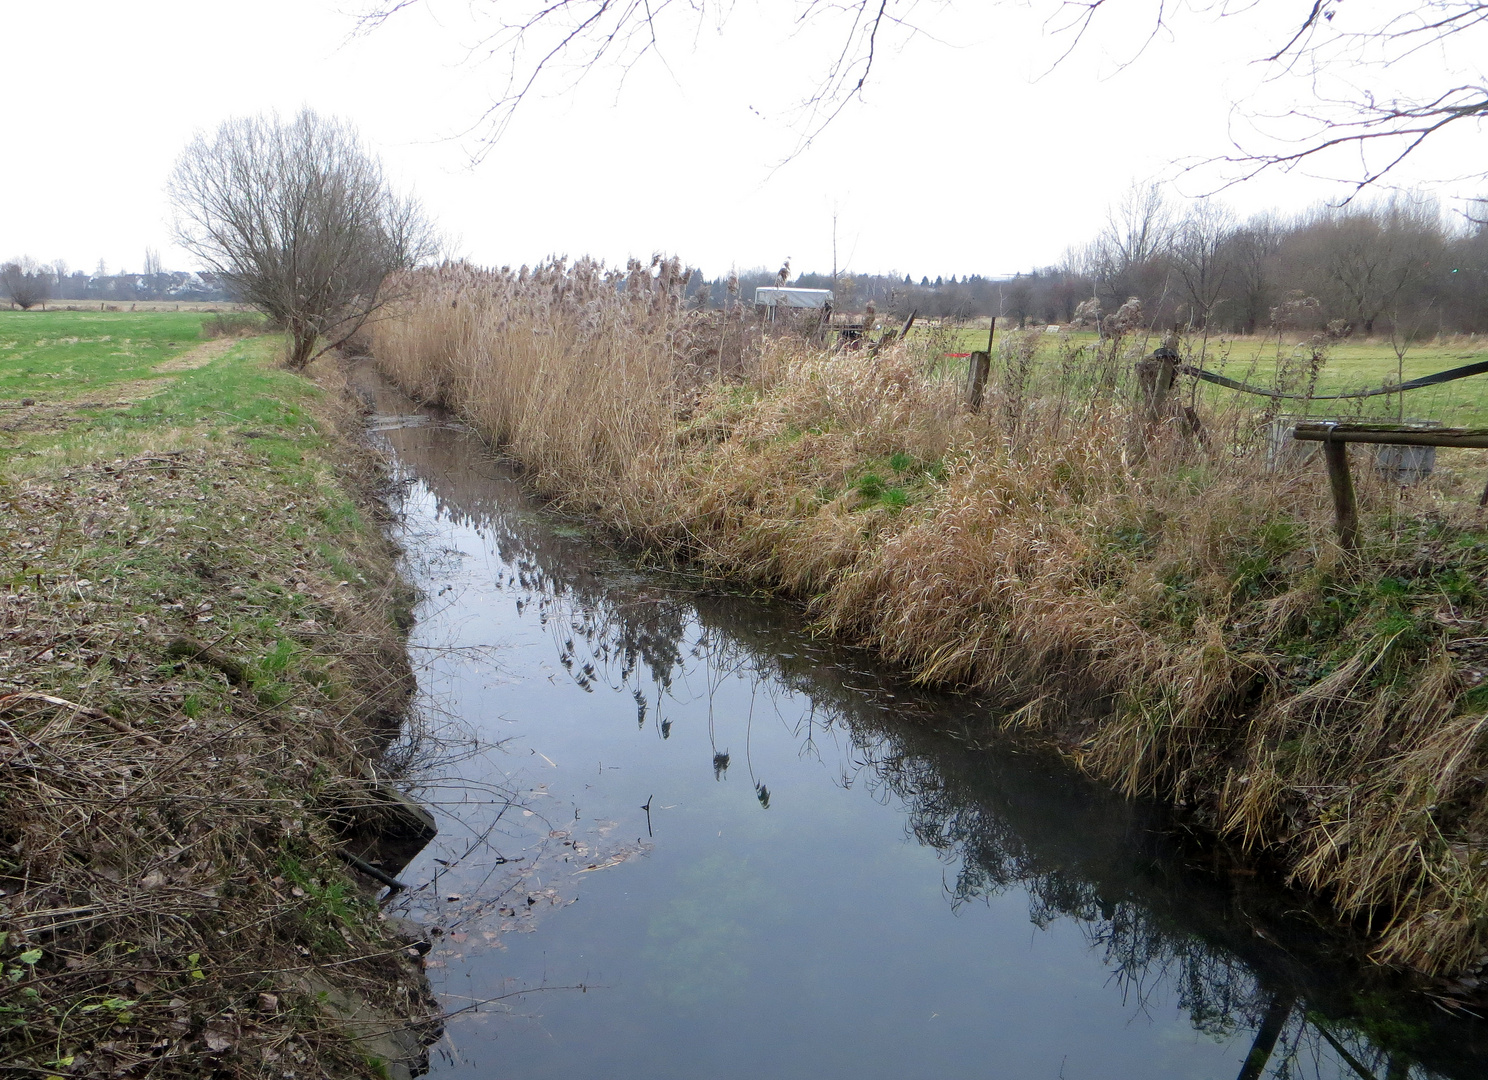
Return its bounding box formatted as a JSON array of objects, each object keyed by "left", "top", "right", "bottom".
[{"left": 200, "top": 312, "right": 264, "bottom": 339}]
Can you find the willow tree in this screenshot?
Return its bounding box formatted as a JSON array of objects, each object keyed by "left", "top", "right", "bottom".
[
  {"left": 168, "top": 110, "right": 437, "bottom": 369},
  {"left": 1, "top": 258, "right": 52, "bottom": 310}
]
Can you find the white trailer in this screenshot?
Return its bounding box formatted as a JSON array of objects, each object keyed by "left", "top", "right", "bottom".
[{"left": 754, "top": 287, "right": 833, "bottom": 322}]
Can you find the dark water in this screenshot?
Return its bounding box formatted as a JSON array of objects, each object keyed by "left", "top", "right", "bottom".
[{"left": 354, "top": 365, "right": 1488, "bottom": 1080}]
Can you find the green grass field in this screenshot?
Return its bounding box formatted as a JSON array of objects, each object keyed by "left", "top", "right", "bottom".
[
  {"left": 0, "top": 309, "right": 221, "bottom": 404},
  {"left": 0, "top": 310, "right": 322, "bottom": 468},
  {"left": 919, "top": 322, "right": 1488, "bottom": 425}
]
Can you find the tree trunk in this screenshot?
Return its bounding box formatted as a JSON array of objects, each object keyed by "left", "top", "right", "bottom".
[
  {"left": 1236, "top": 993, "right": 1294, "bottom": 1080},
  {"left": 286, "top": 323, "right": 317, "bottom": 370}
]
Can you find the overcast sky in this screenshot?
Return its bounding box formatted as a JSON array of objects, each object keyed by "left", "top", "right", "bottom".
[{"left": 2, "top": 0, "right": 1481, "bottom": 280}]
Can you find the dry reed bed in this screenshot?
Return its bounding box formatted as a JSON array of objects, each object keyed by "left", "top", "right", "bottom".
[
  {"left": 373, "top": 261, "right": 1488, "bottom": 981},
  {"left": 0, "top": 376, "right": 437, "bottom": 1075}
]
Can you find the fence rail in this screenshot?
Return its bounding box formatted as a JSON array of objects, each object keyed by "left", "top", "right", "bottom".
[
  {"left": 1289, "top": 422, "right": 1488, "bottom": 552},
  {"left": 1181, "top": 358, "right": 1488, "bottom": 401},
  {"left": 1292, "top": 423, "right": 1488, "bottom": 449}
]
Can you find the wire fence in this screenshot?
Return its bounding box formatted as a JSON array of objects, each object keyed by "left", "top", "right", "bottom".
[{"left": 1179, "top": 349, "right": 1488, "bottom": 427}]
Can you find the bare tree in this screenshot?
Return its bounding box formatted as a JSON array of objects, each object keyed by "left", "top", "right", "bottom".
[
  {"left": 1, "top": 258, "right": 53, "bottom": 310},
  {"left": 1226, "top": 215, "right": 1284, "bottom": 334},
  {"left": 356, "top": 0, "right": 931, "bottom": 162},
  {"left": 1171, "top": 199, "right": 1235, "bottom": 329},
  {"left": 1005, "top": 273, "right": 1035, "bottom": 328},
  {"left": 1208, "top": 0, "right": 1488, "bottom": 191},
  {"left": 167, "top": 110, "right": 438, "bottom": 369},
  {"left": 1090, "top": 181, "right": 1174, "bottom": 311},
  {"left": 1288, "top": 195, "right": 1444, "bottom": 335}
]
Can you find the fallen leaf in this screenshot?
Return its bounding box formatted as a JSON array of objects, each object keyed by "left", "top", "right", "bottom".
[{"left": 202, "top": 1029, "right": 233, "bottom": 1053}]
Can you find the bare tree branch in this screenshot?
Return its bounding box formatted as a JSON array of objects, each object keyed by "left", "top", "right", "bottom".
[
  {"left": 354, "top": 0, "right": 945, "bottom": 164},
  {"left": 356, "top": 0, "right": 1488, "bottom": 185}
]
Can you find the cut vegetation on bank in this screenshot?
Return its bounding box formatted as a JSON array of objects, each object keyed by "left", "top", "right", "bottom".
[
  {"left": 373, "top": 260, "right": 1488, "bottom": 984},
  {"left": 0, "top": 313, "right": 438, "bottom": 1078}
]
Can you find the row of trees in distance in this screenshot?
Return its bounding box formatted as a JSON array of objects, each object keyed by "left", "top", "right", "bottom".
[
  {"left": 11, "top": 170, "right": 1482, "bottom": 344},
  {"left": 0, "top": 256, "right": 234, "bottom": 308},
  {"left": 699, "top": 188, "right": 1488, "bottom": 339}
]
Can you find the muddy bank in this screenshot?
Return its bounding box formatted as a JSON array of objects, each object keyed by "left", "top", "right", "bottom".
[{"left": 0, "top": 337, "right": 440, "bottom": 1078}]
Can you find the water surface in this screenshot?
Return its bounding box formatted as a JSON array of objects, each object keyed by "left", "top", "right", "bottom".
[{"left": 356, "top": 366, "right": 1488, "bottom": 1080}]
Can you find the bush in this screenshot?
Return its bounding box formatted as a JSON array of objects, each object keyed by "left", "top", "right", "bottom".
[{"left": 200, "top": 312, "right": 263, "bottom": 339}]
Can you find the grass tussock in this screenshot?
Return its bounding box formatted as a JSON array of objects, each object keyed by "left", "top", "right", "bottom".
[
  {"left": 0, "top": 337, "right": 437, "bottom": 1077},
  {"left": 373, "top": 262, "right": 1488, "bottom": 979}
]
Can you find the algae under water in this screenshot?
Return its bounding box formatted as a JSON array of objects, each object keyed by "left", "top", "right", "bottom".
[{"left": 356, "top": 364, "right": 1488, "bottom": 1080}]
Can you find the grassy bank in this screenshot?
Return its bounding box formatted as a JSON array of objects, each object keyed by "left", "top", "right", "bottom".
[
  {"left": 372, "top": 261, "right": 1488, "bottom": 983},
  {"left": 0, "top": 314, "right": 437, "bottom": 1077}
]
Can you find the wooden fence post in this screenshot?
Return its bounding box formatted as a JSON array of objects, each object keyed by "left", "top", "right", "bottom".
[
  {"left": 1289, "top": 421, "right": 1488, "bottom": 552},
  {"left": 1323, "top": 435, "right": 1359, "bottom": 553},
  {"left": 1235, "top": 994, "right": 1295, "bottom": 1080},
  {"left": 964, "top": 316, "right": 996, "bottom": 413},
  {"left": 1138, "top": 346, "right": 1178, "bottom": 424},
  {"left": 965, "top": 351, "right": 991, "bottom": 412},
  {"left": 964, "top": 316, "right": 999, "bottom": 413}
]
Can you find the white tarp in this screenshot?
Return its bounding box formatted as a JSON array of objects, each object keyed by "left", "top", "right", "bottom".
[{"left": 755, "top": 287, "right": 833, "bottom": 309}]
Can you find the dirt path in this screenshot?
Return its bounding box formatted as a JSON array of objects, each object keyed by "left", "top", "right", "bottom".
[
  {"left": 0, "top": 338, "right": 239, "bottom": 437},
  {"left": 151, "top": 335, "right": 237, "bottom": 372}
]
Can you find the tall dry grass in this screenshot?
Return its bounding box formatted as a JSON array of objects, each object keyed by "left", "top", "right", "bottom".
[
  {"left": 371, "top": 257, "right": 763, "bottom": 535},
  {"left": 372, "top": 261, "right": 1488, "bottom": 979}
]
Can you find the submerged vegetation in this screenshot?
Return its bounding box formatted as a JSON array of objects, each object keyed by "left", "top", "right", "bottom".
[
  {"left": 0, "top": 318, "right": 437, "bottom": 1076},
  {"left": 373, "top": 259, "right": 1488, "bottom": 980}
]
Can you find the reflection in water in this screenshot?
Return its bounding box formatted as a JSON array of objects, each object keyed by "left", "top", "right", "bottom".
[{"left": 355, "top": 365, "right": 1488, "bottom": 1080}]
